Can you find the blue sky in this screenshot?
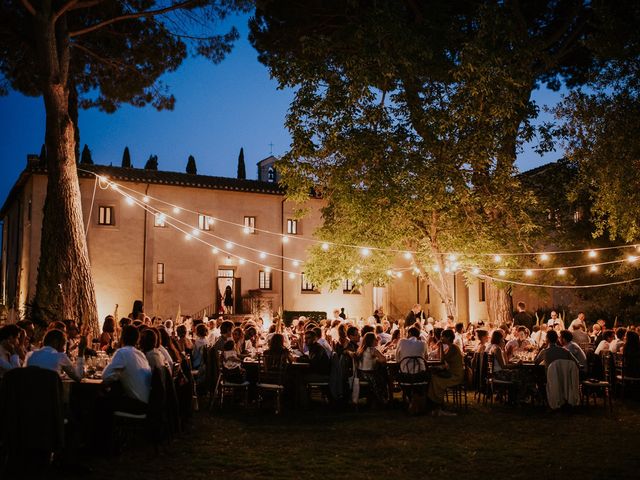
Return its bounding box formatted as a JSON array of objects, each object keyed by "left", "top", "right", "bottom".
[{"left": 0, "top": 18, "right": 562, "bottom": 207}]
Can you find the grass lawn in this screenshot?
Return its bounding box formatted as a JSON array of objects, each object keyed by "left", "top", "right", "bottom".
[{"left": 68, "top": 399, "right": 640, "bottom": 480}]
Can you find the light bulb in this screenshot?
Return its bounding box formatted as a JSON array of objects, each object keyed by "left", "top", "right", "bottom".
[
  {"left": 498, "top": 270, "right": 506, "bottom": 277},
  {"left": 540, "top": 253, "right": 549, "bottom": 261},
  {"left": 433, "top": 265, "right": 440, "bottom": 272},
  {"left": 588, "top": 250, "right": 597, "bottom": 258},
  {"left": 404, "top": 252, "right": 412, "bottom": 260},
  {"left": 355, "top": 268, "right": 361, "bottom": 275},
  {"left": 265, "top": 266, "right": 272, "bottom": 273},
  {"left": 211, "top": 247, "right": 219, "bottom": 254},
  {"left": 525, "top": 269, "right": 533, "bottom": 277},
  {"left": 185, "top": 233, "right": 192, "bottom": 241},
  {"left": 125, "top": 197, "right": 134, "bottom": 206},
  {"left": 243, "top": 226, "right": 251, "bottom": 234},
  {"left": 208, "top": 217, "right": 215, "bottom": 225},
  {"left": 282, "top": 236, "right": 289, "bottom": 243},
  {"left": 293, "top": 260, "right": 300, "bottom": 267},
  {"left": 259, "top": 252, "right": 267, "bottom": 259},
  {"left": 173, "top": 206, "right": 180, "bottom": 214},
  {"left": 142, "top": 196, "right": 150, "bottom": 203},
  {"left": 321, "top": 242, "right": 330, "bottom": 251},
  {"left": 191, "top": 228, "right": 199, "bottom": 237},
  {"left": 493, "top": 255, "right": 502, "bottom": 263},
  {"left": 239, "top": 258, "right": 246, "bottom": 265},
  {"left": 628, "top": 255, "right": 638, "bottom": 263},
  {"left": 396, "top": 271, "right": 403, "bottom": 278},
  {"left": 289, "top": 272, "right": 295, "bottom": 279},
  {"left": 472, "top": 267, "right": 480, "bottom": 275},
  {"left": 448, "top": 254, "right": 457, "bottom": 262},
  {"left": 558, "top": 268, "right": 566, "bottom": 276},
  {"left": 589, "top": 265, "right": 598, "bottom": 272},
  {"left": 225, "top": 242, "right": 233, "bottom": 249},
  {"left": 386, "top": 270, "right": 393, "bottom": 276},
  {"left": 360, "top": 247, "right": 370, "bottom": 256}
]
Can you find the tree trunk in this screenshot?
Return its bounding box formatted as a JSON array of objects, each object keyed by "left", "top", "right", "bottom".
[
  {"left": 32, "top": 12, "right": 99, "bottom": 338},
  {"left": 486, "top": 279, "right": 512, "bottom": 326}
]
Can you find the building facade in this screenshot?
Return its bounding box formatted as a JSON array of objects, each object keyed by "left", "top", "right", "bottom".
[{"left": 1, "top": 155, "right": 496, "bottom": 326}]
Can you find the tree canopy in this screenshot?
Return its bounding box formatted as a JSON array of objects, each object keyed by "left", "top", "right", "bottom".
[
  {"left": 80, "top": 144, "right": 93, "bottom": 164},
  {"left": 237, "top": 147, "right": 246, "bottom": 179},
  {"left": 250, "top": 0, "right": 623, "bottom": 319},
  {"left": 121, "top": 146, "right": 132, "bottom": 168},
  {"left": 186, "top": 154, "right": 197, "bottom": 174}
]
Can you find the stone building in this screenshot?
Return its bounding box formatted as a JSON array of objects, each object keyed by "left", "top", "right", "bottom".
[{"left": 1, "top": 154, "right": 497, "bottom": 326}]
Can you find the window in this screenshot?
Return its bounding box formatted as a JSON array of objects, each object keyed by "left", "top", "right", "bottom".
[
  {"left": 479, "top": 280, "right": 486, "bottom": 302},
  {"left": 157, "top": 263, "right": 165, "bottom": 284},
  {"left": 342, "top": 279, "right": 354, "bottom": 293},
  {"left": 154, "top": 213, "right": 166, "bottom": 227},
  {"left": 287, "top": 219, "right": 298, "bottom": 235},
  {"left": 98, "top": 206, "right": 114, "bottom": 225},
  {"left": 244, "top": 216, "right": 256, "bottom": 234},
  {"left": 27, "top": 200, "right": 32, "bottom": 222},
  {"left": 218, "top": 269, "right": 234, "bottom": 278},
  {"left": 267, "top": 166, "right": 275, "bottom": 183},
  {"left": 573, "top": 208, "right": 582, "bottom": 223},
  {"left": 198, "top": 214, "right": 213, "bottom": 231},
  {"left": 259, "top": 270, "right": 272, "bottom": 290},
  {"left": 301, "top": 272, "right": 316, "bottom": 292}
]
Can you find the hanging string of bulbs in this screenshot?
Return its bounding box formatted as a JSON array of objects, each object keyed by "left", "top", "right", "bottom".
[{"left": 82, "top": 169, "right": 640, "bottom": 285}]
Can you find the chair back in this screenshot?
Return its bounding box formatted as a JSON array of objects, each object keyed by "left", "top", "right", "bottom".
[
  {"left": 0, "top": 366, "right": 65, "bottom": 451},
  {"left": 546, "top": 359, "right": 580, "bottom": 409},
  {"left": 260, "top": 351, "right": 289, "bottom": 385},
  {"left": 399, "top": 356, "right": 427, "bottom": 375}
]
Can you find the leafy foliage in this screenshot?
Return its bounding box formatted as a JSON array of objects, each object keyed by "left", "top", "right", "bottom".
[
  {"left": 145, "top": 154, "right": 159, "bottom": 170},
  {"left": 80, "top": 144, "right": 93, "bottom": 165}
]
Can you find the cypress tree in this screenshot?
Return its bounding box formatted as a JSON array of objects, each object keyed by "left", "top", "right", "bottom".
[
  {"left": 186, "top": 155, "right": 197, "bottom": 174},
  {"left": 39, "top": 143, "right": 47, "bottom": 165},
  {"left": 80, "top": 144, "right": 93, "bottom": 165},
  {"left": 237, "top": 147, "right": 246, "bottom": 179},
  {"left": 144, "top": 154, "right": 158, "bottom": 170},
  {"left": 121, "top": 146, "right": 132, "bottom": 168}
]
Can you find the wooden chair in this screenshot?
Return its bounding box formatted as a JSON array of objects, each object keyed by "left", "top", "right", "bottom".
[
  {"left": 580, "top": 352, "right": 612, "bottom": 411},
  {"left": 397, "top": 356, "right": 429, "bottom": 408},
  {"left": 486, "top": 353, "right": 514, "bottom": 405},
  {"left": 445, "top": 383, "right": 468, "bottom": 410},
  {"left": 212, "top": 352, "right": 250, "bottom": 410},
  {"left": 257, "top": 353, "right": 288, "bottom": 414},
  {"left": 613, "top": 352, "right": 640, "bottom": 399}
]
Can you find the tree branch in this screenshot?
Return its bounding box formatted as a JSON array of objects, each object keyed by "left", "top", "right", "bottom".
[
  {"left": 54, "top": 0, "right": 106, "bottom": 23},
  {"left": 69, "top": 0, "right": 198, "bottom": 38},
  {"left": 20, "top": 0, "right": 36, "bottom": 16}
]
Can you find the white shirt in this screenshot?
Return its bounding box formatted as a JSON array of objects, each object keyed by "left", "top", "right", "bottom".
[
  {"left": 102, "top": 346, "right": 152, "bottom": 403},
  {"left": 396, "top": 337, "right": 426, "bottom": 363},
  {"left": 594, "top": 340, "right": 611, "bottom": 355},
  {"left": 609, "top": 338, "right": 624, "bottom": 353},
  {"left": 378, "top": 332, "right": 391, "bottom": 345},
  {"left": 531, "top": 330, "right": 546, "bottom": 347},
  {"left": 26, "top": 346, "right": 84, "bottom": 380},
  {"left": 145, "top": 349, "right": 169, "bottom": 371},
  {"left": 453, "top": 333, "right": 465, "bottom": 353}
]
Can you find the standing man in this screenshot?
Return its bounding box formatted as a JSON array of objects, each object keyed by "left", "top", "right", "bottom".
[
  {"left": 405, "top": 304, "right": 422, "bottom": 328},
  {"left": 513, "top": 302, "right": 534, "bottom": 331}
]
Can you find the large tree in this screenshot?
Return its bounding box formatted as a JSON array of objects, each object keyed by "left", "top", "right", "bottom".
[
  {"left": 0, "top": 0, "right": 250, "bottom": 335},
  {"left": 250, "top": 0, "right": 604, "bottom": 322}
]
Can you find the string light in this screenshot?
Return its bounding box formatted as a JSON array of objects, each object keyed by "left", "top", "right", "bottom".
[
  {"left": 293, "top": 260, "right": 300, "bottom": 267},
  {"left": 540, "top": 253, "right": 549, "bottom": 261},
  {"left": 91, "top": 172, "right": 640, "bottom": 261},
  {"left": 191, "top": 229, "right": 200, "bottom": 237},
  {"left": 225, "top": 242, "right": 233, "bottom": 249},
  {"left": 211, "top": 247, "right": 219, "bottom": 254},
  {"left": 185, "top": 233, "right": 192, "bottom": 241},
  {"left": 321, "top": 242, "right": 330, "bottom": 251},
  {"left": 471, "top": 267, "right": 480, "bottom": 275},
  {"left": 498, "top": 269, "right": 506, "bottom": 277},
  {"left": 557, "top": 268, "right": 566, "bottom": 276},
  {"left": 403, "top": 252, "right": 412, "bottom": 260},
  {"left": 589, "top": 265, "right": 598, "bottom": 272},
  {"left": 628, "top": 255, "right": 639, "bottom": 263},
  {"left": 142, "top": 196, "right": 150, "bottom": 203},
  {"left": 282, "top": 236, "right": 289, "bottom": 243},
  {"left": 448, "top": 254, "right": 457, "bottom": 262},
  {"left": 243, "top": 226, "right": 251, "bottom": 234},
  {"left": 207, "top": 217, "right": 215, "bottom": 225},
  {"left": 360, "top": 247, "right": 371, "bottom": 256},
  {"left": 289, "top": 272, "right": 296, "bottom": 279},
  {"left": 239, "top": 258, "right": 246, "bottom": 265},
  {"left": 125, "top": 196, "right": 134, "bottom": 206},
  {"left": 396, "top": 271, "right": 403, "bottom": 278},
  {"left": 494, "top": 255, "right": 502, "bottom": 263},
  {"left": 525, "top": 269, "right": 533, "bottom": 277},
  {"left": 588, "top": 250, "right": 597, "bottom": 258},
  {"left": 355, "top": 268, "right": 361, "bottom": 275},
  {"left": 259, "top": 252, "right": 267, "bottom": 259},
  {"left": 433, "top": 265, "right": 440, "bottom": 272},
  {"left": 265, "top": 266, "right": 272, "bottom": 273}
]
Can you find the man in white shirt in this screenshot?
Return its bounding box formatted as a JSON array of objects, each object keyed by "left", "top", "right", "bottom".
[
  {"left": 595, "top": 330, "right": 616, "bottom": 355},
  {"left": 530, "top": 324, "right": 547, "bottom": 348},
  {"left": 609, "top": 328, "right": 627, "bottom": 354},
  {"left": 26, "top": 329, "right": 85, "bottom": 382},
  {"left": 453, "top": 323, "right": 465, "bottom": 355},
  {"left": 396, "top": 327, "right": 427, "bottom": 373},
  {"left": 547, "top": 311, "right": 565, "bottom": 330},
  {"left": 559, "top": 330, "right": 587, "bottom": 371},
  {"left": 102, "top": 325, "right": 152, "bottom": 410}
]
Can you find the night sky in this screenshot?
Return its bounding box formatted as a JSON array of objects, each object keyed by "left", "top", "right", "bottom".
[{"left": 0, "top": 17, "right": 561, "bottom": 207}]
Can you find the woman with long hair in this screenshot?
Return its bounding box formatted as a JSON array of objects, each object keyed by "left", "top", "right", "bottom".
[{"left": 356, "top": 332, "right": 389, "bottom": 406}]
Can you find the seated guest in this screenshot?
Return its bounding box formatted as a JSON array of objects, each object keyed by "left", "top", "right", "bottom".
[
  {"left": 559, "top": 330, "right": 587, "bottom": 371},
  {"left": 299, "top": 330, "right": 331, "bottom": 376},
  {"left": 427, "top": 329, "right": 464, "bottom": 415},
  {"left": 62, "top": 320, "right": 82, "bottom": 360},
  {"left": 314, "top": 326, "right": 333, "bottom": 358},
  {"left": 505, "top": 326, "right": 533, "bottom": 361},
  {"left": 453, "top": 323, "right": 465, "bottom": 353},
  {"left": 26, "top": 329, "right": 85, "bottom": 381},
  {"left": 609, "top": 328, "right": 627, "bottom": 353},
  {"left": 475, "top": 329, "right": 489, "bottom": 354},
  {"left": 427, "top": 328, "right": 443, "bottom": 360},
  {"left": 175, "top": 324, "right": 193, "bottom": 355},
  {"left": 158, "top": 327, "right": 183, "bottom": 363},
  {"left": 16, "top": 320, "right": 36, "bottom": 352},
  {"left": 570, "top": 322, "right": 591, "bottom": 346},
  {"left": 222, "top": 340, "right": 245, "bottom": 383},
  {"left": 530, "top": 324, "right": 547, "bottom": 349},
  {"left": 101, "top": 325, "right": 152, "bottom": 413},
  {"left": 381, "top": 329, "right": 400, "bottom": 354},
  {"left": 99, "top": 315, "right": 115, "bottom": 352},
  {"left": 264, "top": 333, "right": 294, "bottom": 367},
  {"left": 486, "top": 329, "right": 509, "bottom": 376},
  {"left": 191, "top": 323, "right": 209, "bottom": 369},
  {"left": 0, "top": 324, "right": 23, "bottom": 378},
  {"left": 535, "top": 330, "right": 578, "bottom": 369},
  {"left": 396, "top": 327, "right": 427, "bottom": 371},
  {"left": 139, "top": 329, "right": 169, "bottom": 371},
  {"left": 357, "top": 332, "right": 389, "bottom": 405},
  {"left": 621, "top": 330, "right": 640, "bottom": 378},
  {"left": 335, "top": 326, "right": 360, "bottom": 356},
  {"left": 231, "top": 326, "right": 247, "bottom": 355},
  {"left": 595, "top": 330, "right": 616, "bottom": 355},
  {"left": 213, "top": 320, "right": 235, "bottom": 351},
  {"left": 376, "top": 324, "right": 391, "bottom": 345}
]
